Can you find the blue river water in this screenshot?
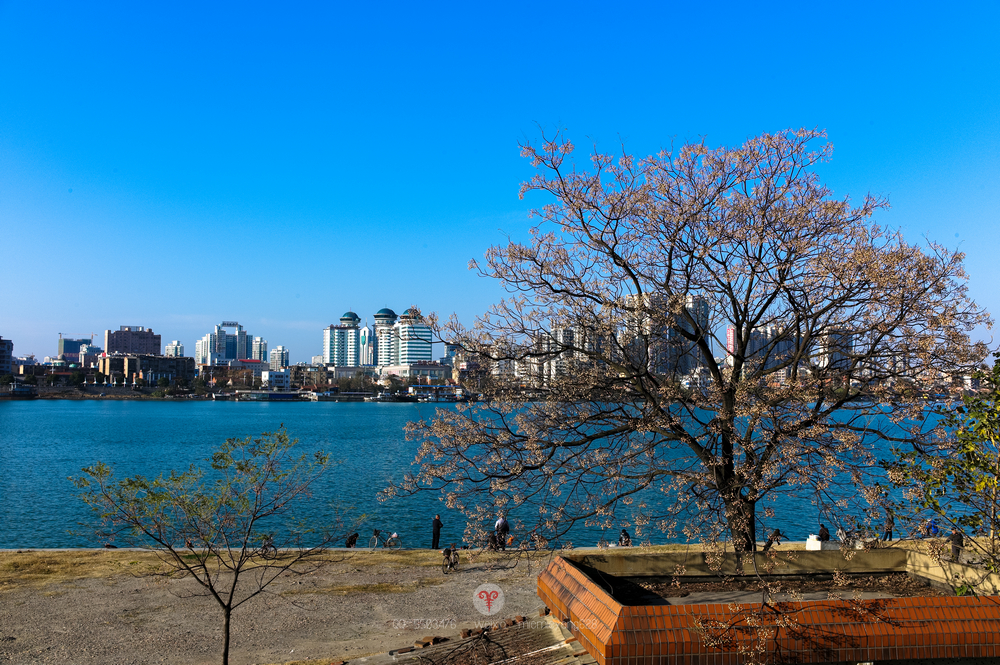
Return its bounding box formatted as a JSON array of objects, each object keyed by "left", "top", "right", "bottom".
[{"left": 0, "top": 400, "right": 900, "bottom": 549}]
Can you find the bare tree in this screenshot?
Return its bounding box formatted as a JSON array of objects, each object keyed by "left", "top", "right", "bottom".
[
  {"left": 75, "top": 428, "right": 346, "bottom": 665},
  {"left": 387, "top": 129, "right": 989, "bottom": 566}
]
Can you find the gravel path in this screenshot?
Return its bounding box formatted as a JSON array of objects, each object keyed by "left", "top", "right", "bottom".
[{"left": 0, "top": 549, "right": 549, "bottom": 665}]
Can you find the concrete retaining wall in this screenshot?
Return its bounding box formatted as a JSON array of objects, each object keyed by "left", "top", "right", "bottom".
[{"left": 565, "top": 547, "right": 909, "bottom": 578}]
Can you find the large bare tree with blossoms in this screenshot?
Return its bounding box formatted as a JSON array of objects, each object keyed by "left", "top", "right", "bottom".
[{"left": 387, "top": 129, "right": 990, "bottom": 563}]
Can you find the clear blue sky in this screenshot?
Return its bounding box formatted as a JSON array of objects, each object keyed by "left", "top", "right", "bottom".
[{"left": 2, "top": 1, "right": 998, "bottom": 363}]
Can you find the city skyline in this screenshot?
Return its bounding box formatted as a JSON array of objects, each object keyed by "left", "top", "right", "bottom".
[{"left": 3, "top": 2, "right": 998, "bottom": 364}]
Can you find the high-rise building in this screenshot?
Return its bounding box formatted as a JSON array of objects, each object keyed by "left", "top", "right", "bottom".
[
  {"left": 393, "top": 309, "right": 433, "bottom": 365},
  {"left": 322, "top": 312, "right": 361, "bottom": 366},
  {"left": 440, "top": 343, "right": 460, "bottom": 366},
  {"left": 78, "top": 343, "right": 104, "bottom": 368},
  {"left": 669, "top": 294, "right": 711, "bottom": 376},
  {"left": 0, "top": 336, "right": 12, "bottom": 375},
  {"left": 269, "top": 345, "right": 289, "bottom": 370},
  {"left": 359, "top": 325, "right": 375, "bottom": 366},
  {"left": 104, "top": 326, "right": 161, "bottom": 355},
  {"left": 726, "top": 323, "right": 797, "bottom": 381},
  {"left": 251, "top": 336, "right": 268, "bottom": 362},
  {"left": 621, "top": 293, "right": 710, "bottom": 377},
  {"left": 373, "top": 308, "right": 397, "bottom": 367},
  {"left": 164, "top": 341, "right": 185, "bottom": 357},
  {"left": 194, "top": 322, "right": 251, "bottom": 365},
  {"left": 814, "top": 330, "right": 852, "bottom": 373},
  {"left": 57, "top": 336, "right": 91, "bottom": 363}
]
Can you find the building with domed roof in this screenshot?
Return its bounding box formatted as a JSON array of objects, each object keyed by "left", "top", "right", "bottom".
[
  {"left": 393, "top": 308, "right": 433, "bottom": 365},
  {"left": 322, "top": 311, "right": 362, "bottom": 366},
  {"left": 373, "top": 307, "right": 397, "bottom": 367}
]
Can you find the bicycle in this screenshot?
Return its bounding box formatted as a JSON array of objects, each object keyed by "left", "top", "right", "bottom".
[
  {"left": 260, "top": 535, "right": 278, "bottom": 560},
  {"left": 442, "top": 545, "right": 460, "bottom": 574},
  {"left": 369, "top": 528, "right": 402, "bottom": 550}
]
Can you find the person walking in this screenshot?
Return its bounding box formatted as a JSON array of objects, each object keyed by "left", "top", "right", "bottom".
[
  {"left": 431, "top": 514, "right": 443, "bottom": 550},
  {"left": 495, "top": 514, "right": 510, "bottom": 551},
  {"left": 949, "top": 528, "right": 964, "bottom": 562}
]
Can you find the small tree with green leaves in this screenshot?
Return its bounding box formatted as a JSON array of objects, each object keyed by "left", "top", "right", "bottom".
[
  {"left": 157, "top": 377, "right": 170, "bottom": 388},
  {"left": 74, "top": 428, "right": 345, "bottom": 665},
  {"left": 890, "top": 356, "right": 1000, "bottom": 576}
]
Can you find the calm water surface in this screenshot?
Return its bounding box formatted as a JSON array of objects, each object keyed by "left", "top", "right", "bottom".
[
  {"left": 0, "top": 400, "right": 456, "bottom": 548},
  {"left": 0, "top": 400, "right": 896, "bottom": 548}
]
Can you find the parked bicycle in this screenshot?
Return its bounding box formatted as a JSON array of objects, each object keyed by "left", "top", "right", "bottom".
[
  {"left": 442, "top": 544, "right": 460, "bottom": 574},
  {"left": 260, "top": 535, "right": 278, "bottom": 560},
  {"left": 369, "top": 528, "right": 402, "bottom": 550}
]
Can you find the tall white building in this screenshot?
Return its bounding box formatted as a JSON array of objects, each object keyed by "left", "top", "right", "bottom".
[
  {"left": 164, "top": 340, "right": 185, "bottom": 357},
  {"left": 373, "top": 308, "right": 398, "bottom": 367},
  {"left": 195, "top": 322, "right": 251, "bottom": 365},
  {"left": 251, "top": 336, "right": 268, "bottom": 362},
  {"left": 269, "top": 345, "right": 289, "bottom": 370},
  {"left": 359, "top": 325, "right": 375, "bottom": 366},
  {"left": 393, "top": 309, "right": 433, "bottom": 365},
  {"left": 322, "top": 312, "right": 361, "bottom": 366}
]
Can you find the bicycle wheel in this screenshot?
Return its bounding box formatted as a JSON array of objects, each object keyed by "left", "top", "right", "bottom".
[
  {"left": 368, "top": 536, "right": 379, "bottom": 549},
  {"left": 386, "top": 535, "right": 402, "bottom": 549},
  {"left": 261, "top": 544, "right": 277, "bottom": 560},
  {"left": 452, "top": 553, "right": 459, "bottom": 571},
  {"left": 442, "top": 557, "right": 450, "bottom": 574}
]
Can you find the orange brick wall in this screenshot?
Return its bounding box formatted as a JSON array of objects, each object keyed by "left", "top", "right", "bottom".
[{"left": 537, "top": 555, "right": 1000, "bottom": 664}]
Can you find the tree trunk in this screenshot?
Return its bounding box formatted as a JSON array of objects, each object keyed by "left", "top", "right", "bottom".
[
  {"left": 724, "top": 495, "right": 757, "bottom": 575},
  {"left": 222, "top": 606, "right": 231, "bottom": 665}
]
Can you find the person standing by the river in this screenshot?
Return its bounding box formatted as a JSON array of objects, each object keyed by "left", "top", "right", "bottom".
[
  {"left": 882, "top": 507, "right": 895, "bottom": 542},
  {"left": 949, "top": 528, "right": 964, "bottom": 562},
  {"left": 495, "top": 514, "right": 510, "bottom": 550},
  {"left": 431, "top": 514, "right": 443, "bottom": 550}
]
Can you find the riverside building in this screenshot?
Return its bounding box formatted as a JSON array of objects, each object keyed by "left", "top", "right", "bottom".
[
  {"left": 104, "top": 326, "right": 161, "bottom": 355},
  {"left": 269, "top": 345, "right": 289, "bottom": 370},
  {"left": 322, "top": 312, "right": 361, "bottom": 366},
  {"left": 321, "top": 306, "right": 434, "bottom": 377},
  {"left": 251, "top": 336, "right": 268, "bottom": 362},
  {"left": 393, "top": 309, "right": 433, "bottom": 365},
  {"left": 56, "top": 336, "right": 91, "bottom": 363},
  {"left": 0, "top": 336, "right": 12, "bottom": 374},
  {"left": 373, "top": 308, "right": 397, "bottom": 367},
  {"left": 194, "top": 321, "right": 252, "bottom": 365}
]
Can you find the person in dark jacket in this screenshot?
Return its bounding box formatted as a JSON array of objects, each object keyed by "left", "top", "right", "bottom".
[
  {"left": 495, "top": 514, "right": 510, "bottom": 551},
  {"left": 818, "top": 524, "right": 830, "bottom": 542},
  {"left": 618, "top": 529, "right": 632, "bottom": 547},
  {"left": 949, "top": 528, "right": 964, "bottom": 562},
  {"left": 345, "top": 532, "right": 359, "bottom": 548},
  {"left": 882, "top": 509, "right": 895, "bottom": 542},
  {"left": 432, "top": 514, "right": 443, "bottom": 550}
]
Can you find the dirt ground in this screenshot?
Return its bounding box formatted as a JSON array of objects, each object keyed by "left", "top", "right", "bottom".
[{"left": 0, "top": 548, "right": 551, "bottom": 665}]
